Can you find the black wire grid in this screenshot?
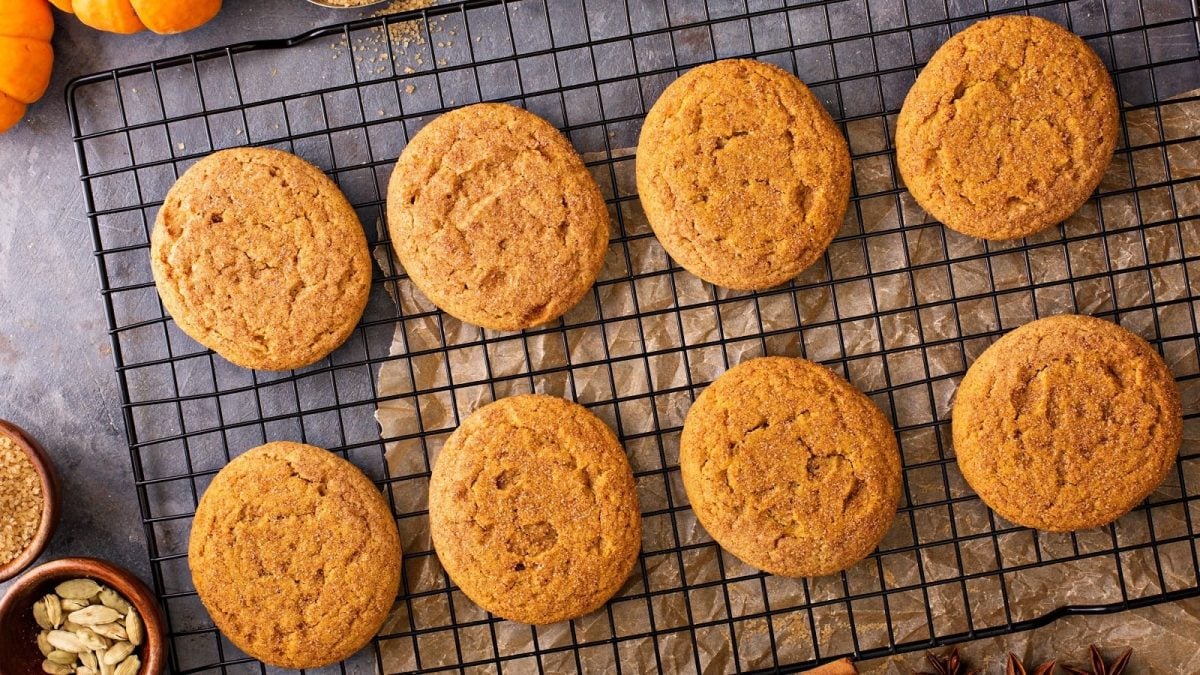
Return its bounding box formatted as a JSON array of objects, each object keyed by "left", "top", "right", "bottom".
[{"left": 68, "top": 0, "right": 1200, "bottom": 672}]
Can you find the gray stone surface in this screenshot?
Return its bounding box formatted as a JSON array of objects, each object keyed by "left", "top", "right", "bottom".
[{"left": 1, "top": 1, "right": 1198, "bottom": 672}]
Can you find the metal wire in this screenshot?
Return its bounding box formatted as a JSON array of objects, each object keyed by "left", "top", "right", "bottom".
[{"left": 68, "top": 0, "right": 1200, "bottom": 672}]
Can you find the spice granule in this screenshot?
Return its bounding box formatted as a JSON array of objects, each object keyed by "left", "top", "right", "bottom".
[{"left": 0, "top": 433, "right": 43, "bottom": 566}]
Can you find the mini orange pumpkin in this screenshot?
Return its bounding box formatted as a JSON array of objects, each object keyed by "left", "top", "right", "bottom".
[
  {"left": 0, "top": 0, "right": 54, "bottom": 133},
  {"left": 51, "top": 0, "right": 222, "bottom": 35}
]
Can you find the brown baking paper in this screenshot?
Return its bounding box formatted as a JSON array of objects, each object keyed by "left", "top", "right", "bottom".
[
  {"left": 867, "top": 595, "right": 1200, "bottom": 673},
  {"left": 369, "top": 90, "right": 1200, "bottom": 673}
]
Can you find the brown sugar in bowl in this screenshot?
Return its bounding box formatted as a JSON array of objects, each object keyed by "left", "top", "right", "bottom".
[
  {"left": 0, "top": 420, "right": 59, "bottom": 583},
  {"left": 0, "top": 557, "right": 167, "bottom": 675}
]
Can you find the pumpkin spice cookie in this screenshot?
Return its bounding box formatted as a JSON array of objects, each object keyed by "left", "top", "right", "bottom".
[
  {"left": 680, "top": 357, "right": 901, "bottom": 577},
  {"left": 896, "top": 16, "right": 1119, "bottom": 240},
  {"left": 387, "top": 103, "right": 610, "bottom": 331},
  {"left": 636, "top": 59, "right": 851, "bottom": 290},
  {"left": 189, "top": 441, "right": 401, "bottom": 669},
  {"left": 150, "top": 147, "right": 371, "bottom": 371},
  {"left": 953, "top": 314, "right": 1182, "bottom": 531},
  {"left": 429, "top": 394, "right": 641, "bottom": 624}
]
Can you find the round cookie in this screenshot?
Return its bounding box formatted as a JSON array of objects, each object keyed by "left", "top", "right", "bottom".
[
  {"left": 636, "top": 59, "right": 851, "bottom": 290},
  {"left": 150, "top": 147, "right": 371, "bottom": 371},
  {"left": 896, "top": 16, "right": 1119, "bottom": 240},
  {"left": 429, "top": 394, "right": 641, "bottom": 624},
  {"left": 953, "top": 314, "right": 1181, "bottom": 531},
  {"left": 680, "top": 356, "right": 901, "bottom": 577},
  {"left": 387, "top": 103, "right": 610, "bottom": 331},
  {"left": 188, "top": 442, "right": 401, "bottom": 669}
]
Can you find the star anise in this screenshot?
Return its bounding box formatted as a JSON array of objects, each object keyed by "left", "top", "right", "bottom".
[
  {"left": 1006, "top": 652, "right": 1057, "bottom": 675},
  {"left": 1061, "top": 645, "right": 1132, "bottom": 675},
  {"left": 918, "top": 648, "right": 980, "bottom": 675}
]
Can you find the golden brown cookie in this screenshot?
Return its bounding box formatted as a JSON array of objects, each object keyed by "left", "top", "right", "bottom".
[
  {"left": 150, "top": 147, "right": 371, "bottom": 371},
  {"left": 896, "top": 16, "right": 1119, "bottom": 240},
  {"left": 386, "top": 103, "right": 610, "bottom": 331},
  {"left": 429, "top": 394, "right": 641, "bottom": 624},
  {"left": 188, "top": 442, "right": 401, "bottom": 669},
  {"left": 680, "top": 356, "right": 901, "bottom": 577},
  {"left": 635, "top": 59, "right": 851, "bottom": 290},
  {"left": 953, "top": 314, "right": 1181, "bottom": 531}
]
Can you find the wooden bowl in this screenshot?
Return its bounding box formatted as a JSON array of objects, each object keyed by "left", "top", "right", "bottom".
[
  {"left": 0, "top": 420, "right": 59, "bottom": 583},
  {"left": 0, "top": 558, "right": 167, "bottom": 675}
]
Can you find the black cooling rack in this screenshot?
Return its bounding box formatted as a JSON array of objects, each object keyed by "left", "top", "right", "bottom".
[{"left": 68, "top": 0, "right": 1200, "bottom": 672}]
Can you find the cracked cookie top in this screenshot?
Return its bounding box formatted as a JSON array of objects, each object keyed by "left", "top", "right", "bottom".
[
  {"left": 429, "top": 394, "right": 641, "bottom": 624},
  {"left": 386, "top": 103, "right": 610, "bottom": 331},
  {"left": 188, "top": 441, "right": 402, "bottom": 669},
  {"left": 896, "top": 16, "right": 1119, "bottom": 240},
  {"left": 953, "top": 314, "right": 1181, "bottom": 531},
  {"left": 680, "top": 356, "right": 901, "bottom": 577},
  {"left": 635, "top": 58, "right": 851, "bottom": 290},
  {"left": 150, "top": 147, "right": 371, "bottom": 371}
]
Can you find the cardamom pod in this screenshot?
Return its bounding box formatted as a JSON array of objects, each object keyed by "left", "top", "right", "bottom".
[
  {"left": 102, "top": 642, "right": 135, "bottom": 667},
  {"left": 73, "top": 629, "right": 108, "bottom": 652},
  {"left": 60, "top": 598, "right": 89, "bottom": 612},
  {"left": 98, "top": 589, "right": 131, "bottom": 615},
  {"left": 96, "top": 652, "right": 114, "bottom": 675},
  {"left": 113, "top": 655, "right": 140, "bottom": 675},
  {"left": 46, "top": 650, "right": 77, "bottom": 666},
  {"left": 34, "top": 599, "right": 53, "bottom": 630},
  {"left": 55, "top": 579, "right": 102, "bottom": 600},
  {"left": 68, "top": 606, "right": 124, "bottom": 626},
  {"left": 42, "top": 594, "right": 63, "bottom": 629},
  {"left": 80, "top": 650, "right": 99, "bottom": 671},
  {"left": 41, "top": 660, "right": 73, "bottom": 675},
  {"left": 124, "top": 610, "right": 143, "bottom": 647},
  {"left": 90, "top": 622, "right": 127, "bottom": 641},
  {"left": 46, "top": 630, "right": 87, "bottom": 654},
  {"left": 37, "top": 630, "right": 54, "bottom": 657}
]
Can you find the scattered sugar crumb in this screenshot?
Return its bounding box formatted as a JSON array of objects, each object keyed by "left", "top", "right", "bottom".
[{"left": 373, "top": 0, "right": 435, "bottom": 50}]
